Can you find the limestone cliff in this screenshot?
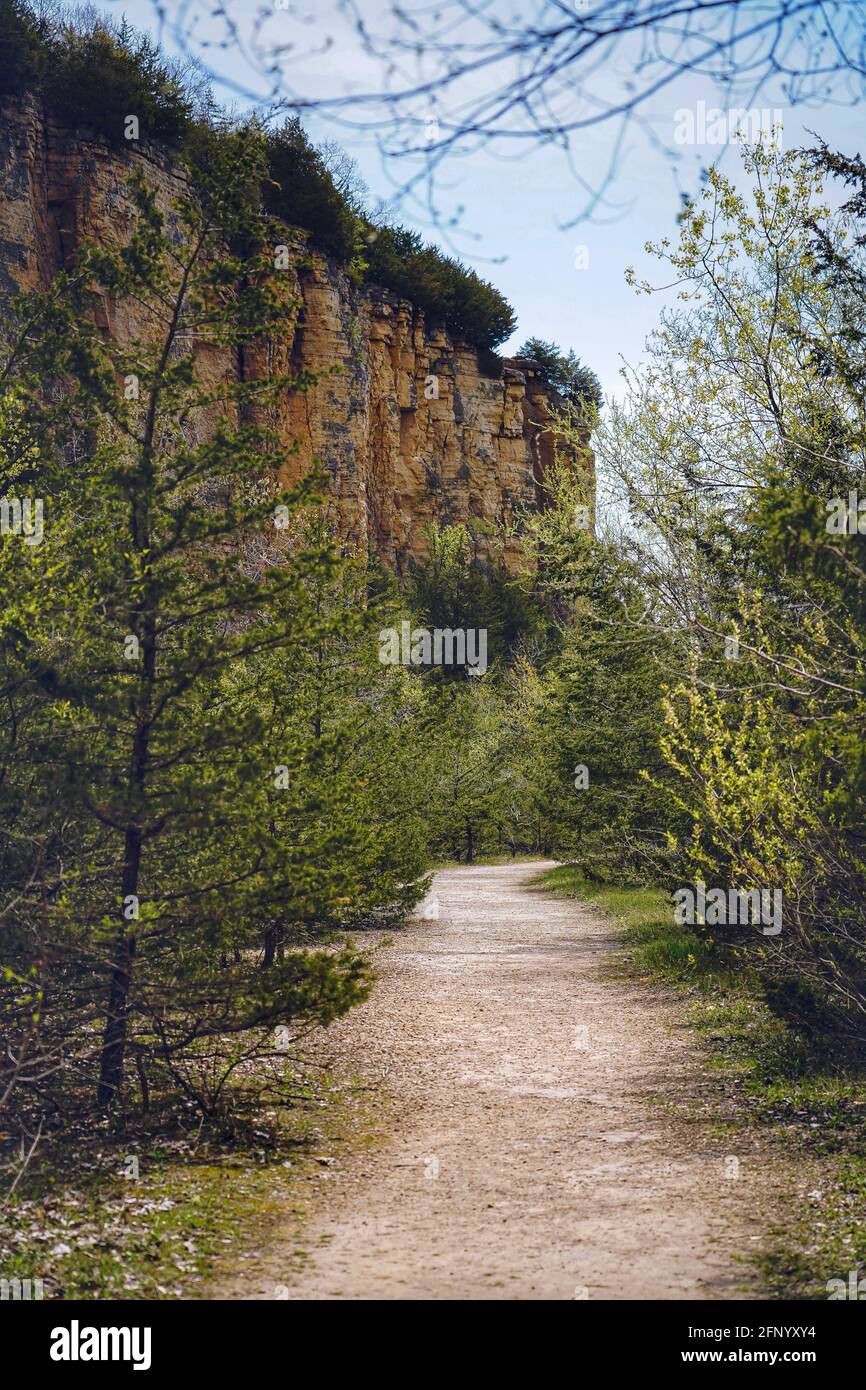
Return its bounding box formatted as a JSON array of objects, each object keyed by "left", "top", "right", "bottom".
[{"left": 0, "top": 96, "right": 587, "bottom": 571}]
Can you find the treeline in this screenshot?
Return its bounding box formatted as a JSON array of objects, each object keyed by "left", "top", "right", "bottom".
[
  {"left": 520, "top": 141, "right": 866, "bottom": 1046},
  {"left": 0, "top": 0, "right": 515, "bottom": 349}
]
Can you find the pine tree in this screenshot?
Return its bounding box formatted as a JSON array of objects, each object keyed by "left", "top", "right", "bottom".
[{"left": 0, "top": 123, "right": 375, "bottom": 1113}]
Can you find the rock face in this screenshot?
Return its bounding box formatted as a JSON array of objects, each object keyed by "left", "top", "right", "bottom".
[{"left": 0, "top": 96, "right": 590, "bottom": 571}]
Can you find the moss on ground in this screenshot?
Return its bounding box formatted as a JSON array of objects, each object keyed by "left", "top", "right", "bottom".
[{"left": 0, "top": 1064, "right": 386, "bottom": 1300}]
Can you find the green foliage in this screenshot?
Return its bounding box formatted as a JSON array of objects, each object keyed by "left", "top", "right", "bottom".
[
  {"left": 365, "top": 224, "right": 516, "bottom": 347},
  {"left": 509, "top": 457, "right": 680, "bottom": 877},
  {"left": 605, "top": 140, "right": 866, "bottom": 1041},
  {"left": 516, "top": 337, "right": 603, "bottom": 410},
  {"left": 415, "top": 666, "right": 545, "bottom": 863},
  {"left": 535, "top": 591, "right": 679, "bottom": 879},
  {"left": 0, "top": 0, "right": 49, "bottom": 96},
  {"left": 0, "top": 122, "right": 424, "bottom": 1123},
  {"left": 0, "top": 0, "right": 206, "bottom": 145},
  {"left": 380, "top": 522, "right": 553, "bottom": 863},
  {"left": 236, "top": 515, "right": 430, "bottom": 938},
  {"left": 409, "top": 522, "right": 542, "bottom": 674},
  {"left": 46, "top": 11, "right": 193, "bottom": 147},
  {"left": 265, "top": 118, "right": 364, "bottom": 265}
]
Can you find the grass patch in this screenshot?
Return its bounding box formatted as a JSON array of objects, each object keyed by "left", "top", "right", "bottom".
[
  {"left": 537, "top": 862, "right": 866, "bottom": 1300},
  {"left": 536, "top": 864, "right": 724, "bottom": 983},
  {"left": 0, "top": 1062, "right": 386, "bottom": 1300}
]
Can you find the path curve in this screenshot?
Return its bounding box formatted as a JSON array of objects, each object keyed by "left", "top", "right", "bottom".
[{"left": 235, "top": 863, "right": 769, "bottom": 1300}]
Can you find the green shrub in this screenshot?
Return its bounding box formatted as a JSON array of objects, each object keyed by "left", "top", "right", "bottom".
[
  {"left": 363, "top": 224, "right": 431, "bottom": 303},
  {"left": 265, "top": 118, "right": 363, "bottom": 264},
  {"left": 516, "top": 336, "right": 602, "bottom": 409},
  {"left": 445, "top": 262, "right": 516, "bottom": 348},
  {"left": 0, "top": 0, "right": 49, "bottom": 96},
  {"left": 364, "top": 222, "right": 516, "bottom": 347},
  {"left": 44, "top": 16, "right": 193, "bottom": 147}
]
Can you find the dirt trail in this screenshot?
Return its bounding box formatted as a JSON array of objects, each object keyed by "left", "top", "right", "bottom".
[{"left": 229, "top": 862, "right": 774, "bottom": 1300}]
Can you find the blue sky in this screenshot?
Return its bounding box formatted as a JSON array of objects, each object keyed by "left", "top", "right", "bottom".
[{"left": 96, "top": 0, "right": 865, "bottom": 405}]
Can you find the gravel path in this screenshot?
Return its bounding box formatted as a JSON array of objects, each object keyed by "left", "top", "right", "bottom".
[{"left": 232, "top": 862, "right": 771, "bottom": 1300}]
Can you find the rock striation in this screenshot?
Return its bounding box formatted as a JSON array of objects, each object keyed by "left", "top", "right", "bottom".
[{"left": 0, "top": 96, "right": 590, "bottom": 570}]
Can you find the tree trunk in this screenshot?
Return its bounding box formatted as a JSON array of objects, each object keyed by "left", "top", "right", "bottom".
[
  {"left": 263, "top": 926, "right": 278, "bottom": 968},
  {"left": 96, "top": 246, "right": 188, "bottom": 1107},
  {"left": 466, "top": 820, "right": 474, "bottom": 864},
  {"left": 97, "top": 826, "right": 142, "bottom": 1107}
]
